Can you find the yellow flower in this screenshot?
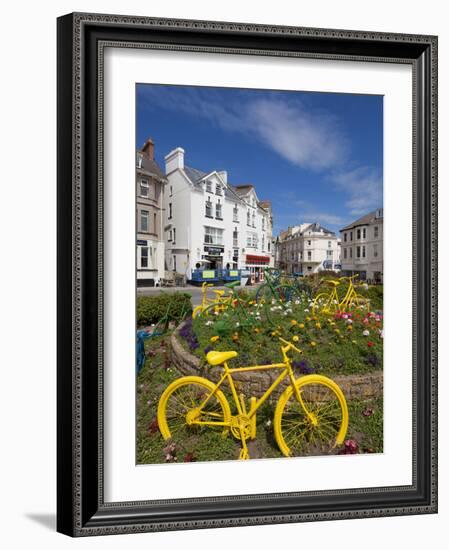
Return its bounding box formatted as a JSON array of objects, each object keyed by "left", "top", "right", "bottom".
[
  {"left": 232, "top": 333, "right": 239, "bottom": 342},
  {"left": 254, "top": 327, "right": 261, "bottom": 333},
  {"left": 352, "top": 340, "right": 357, "bottom": 344},
  {"left": 292, "top": 335, "right": 299, "bottom": 342},
  {"left": 271, "top": 331, "right": 278, "bottom": 337},
  {"left": 298, "top": 323, "right": 305, "bottom": 329},
  {"left": 290, "top": 319, "right": 298, "bottom": 326},
  {"left": 347, "top": 325, "right": 353, "bottom": 331},
  {"left": 210, "top": 336, "right": 220, "bottom": 343},
  {"left": 310, "top": 341, "right": 317, "bottom": 347},
  {"left": 334, "top": 328, "right": 340, "bottom": 334},
  {"left": 315, "top": 322, "right": 321, "bottom": 329},
  {"left": 306, "top": 316, "right": 311, "bottom": 322}
]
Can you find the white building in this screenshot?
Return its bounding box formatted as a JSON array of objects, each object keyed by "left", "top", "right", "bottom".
[
  {"left": 136, "top": 139, "right": 167, "bottom": 287},
  {"left": 277, "top": 223, "right": 340, "bottom": 275},
  {"left": 163, "top": 147, "right": 273, "bottom": 281},
  {"left": 340, "top": 209, "right": 383, "bottom": 283}
]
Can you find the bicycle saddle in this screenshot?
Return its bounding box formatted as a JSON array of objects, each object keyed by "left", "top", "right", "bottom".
[
  {"left": 206, "top": 350, "right": 238, "bottom": 366},
  {"left": 326, "top": 280, "right": 340, "bottom": 287},
  {"left": 212, "top": 289, "right": 225, "bottom": 296}
]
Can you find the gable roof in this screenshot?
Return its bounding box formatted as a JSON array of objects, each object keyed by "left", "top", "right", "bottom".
[
  {"left": 340, "top": 209, "right": 383, "bottom": 231},
  {"left": 136, "top": 151, "right": 166, "bottom": 180},
  {"left": 302, "top": 222, "right": 335, "bottom": 236}
]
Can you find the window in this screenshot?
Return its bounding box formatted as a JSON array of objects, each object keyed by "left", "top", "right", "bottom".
[
  {"left": 362, "top": 228, "right": 366, "bottom": 239},
  {"left": 373, "top": 244, "right": 378, "bottom": 257},
  {"left": 169, "top": 185, "right": 173, "bottom": 196},
  {"left": 233, "top": 204, "right": 239, "bottom": 222},
  {"left": 247, "top": 233, "right": 257, "bottom": 247},
  {"left": 173, "top": 228, "right": 176, "bottom": 243},
  {"left": 140, "top": 178, "right": 149, "bottom": 197},
  {"left": 344, "top": 248, "right": 347, "bottom": 259},
  {"left": 262, "top": 217, "right": 265, "bottom": 230},
  {"left": 137, "top": 153, "right": 143, "bottom": 168},
  {"left": 307, "top": 251, "right": 312, "bottom": 260},
  {"left": 357, "top": 228, "right": 361, "bottom": 240},
  {"left": 252, "top": 212, "right": 255, "bottom": 228},
  {"left": 168, "top": 203, "right": 172, "bottom": 219},
  {"left": 205, "top": 199, "right": 212, "bottom": 218},
  {"left": 374, "top": 225, "right": 379, "bottom": 238},
  {"left": 215, "top": 201, "right": 222, "bottom": 219},
  {"left": 262, "top": 235, "right": 265, "bottom": 251},
  {"left": 307, "top": 240, "right": 311, "bottom": 246},
  {"left": 247, "top": 210, "right": 251, "bottom": 226},
  {"left": 154, "top": 213, "right": 157, "bottom": 232},
  {"left": 141, "top": 247, "right": 148, "bottom": 268},
  {"left": 206, "top": 180, "right": 212, "bottom": 193},
  {"left": 140, "top": 210, "right": 149, "bottom": 232},
  {"left": 233, "top": 228, "right": 238, "bottom": 247},
  {"left": 362, "top": 245, "right": 366, "bottom": 258},
  {"left": 350, "top": 231, "right": 353, "bottom": 241},
  {"left": 215, "top": 184, "right": 222, "bottom": 196},
  {"left": 356, "top": 246, "right": 361, "bottom": 258},
  {"left": 328, "top": 240, "right": 332, "bottom": 248},
  {"left": 350, "top": 247, "right": 353, "bottom": 258},
  {"left": 204, "top": 226, "right": 223, "bottom": 245},
  {"left": 268, "top": 241, "right": 271, "bottom": 252},
  {"left": 344, "top": 233, "right": 347, "bottom": 242},
  {"left": 168, "top": 229, "right": 172, "bottom": 241},
  {"left": 173, "top": 255, "right": 177, "bottom": 271},
  {"left": 327, "top": 250, "right": 333, "bottom": 258}
]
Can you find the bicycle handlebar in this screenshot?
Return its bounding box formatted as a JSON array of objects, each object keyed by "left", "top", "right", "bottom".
[{"left": 278, "top": 337, "right": 302, "bottom": 355}]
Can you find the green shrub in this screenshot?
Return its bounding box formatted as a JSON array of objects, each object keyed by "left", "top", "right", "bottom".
[{"left": 137, "top": 292, "right": 192, "bottom": 326}]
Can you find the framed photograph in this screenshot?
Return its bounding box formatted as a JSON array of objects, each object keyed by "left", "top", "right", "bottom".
[{"left": 57, "top": 12, "right": 438, "bottom": 536}]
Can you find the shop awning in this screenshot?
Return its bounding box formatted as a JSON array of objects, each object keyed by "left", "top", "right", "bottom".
[{"left": 245, "top": 254, "right": 270, "bottom": 264}]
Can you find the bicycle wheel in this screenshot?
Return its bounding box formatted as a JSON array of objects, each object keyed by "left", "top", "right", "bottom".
[
  {"left": 158, "top": 376, "right": 231, "bottom": 440},
  {"left": 274, "top": 284, "right": 301, "bottom": 304},
  {"left": 274, "top": 375, "right": 348, "bottom": 457},
  {"left": 255, "top": 283, "right": 275, "bottom": 304}
]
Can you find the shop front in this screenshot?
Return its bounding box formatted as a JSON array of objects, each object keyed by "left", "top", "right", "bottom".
[{"left": 245, "top": 254, "right": 270, "bottom": 284}]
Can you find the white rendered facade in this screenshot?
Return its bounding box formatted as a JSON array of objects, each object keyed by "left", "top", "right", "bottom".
[
  {"left": 340, "top": 209, "right": 383, "bottom": 283},
  {"left": 277, "top": 223, "right": 340, "bottom": 275},
  {"left": 163, "top": 147, "right": 272, "bottom": 281}
]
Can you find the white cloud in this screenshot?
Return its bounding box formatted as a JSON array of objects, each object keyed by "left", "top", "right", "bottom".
[
  {"left": 138, "top": 87, "right": 349, "bottom": 171},
  {"left": 330, "top": 166, "right": 383, "bottom": 216}
]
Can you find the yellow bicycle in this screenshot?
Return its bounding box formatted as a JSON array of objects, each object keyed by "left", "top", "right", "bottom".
[
  {"left": 157, "top": 338, "right": 348, "bottom": 459},
  {"left": 312, "top": 275, "right": 370, "bottom": 315},
  {"left": 192, "top": 282, "right": 226, "bottom": 318}
]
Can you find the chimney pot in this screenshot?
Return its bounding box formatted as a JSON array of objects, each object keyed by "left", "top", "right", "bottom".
[{"left": 142, "top": 138, "right": 155, "bottom": 160}]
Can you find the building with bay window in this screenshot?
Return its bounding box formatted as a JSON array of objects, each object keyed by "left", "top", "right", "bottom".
[
  {"left": 163, "top": 147, "right": 273, "bottom": 281},
  {"left": 136, "top": 138, "right": 167, "bottom": 287},
  {"left": 340, "top": 208, "right": 383, "bottom": 283},
  {"left": 277, "top": 222, "right": 340, "bottom": 275}
]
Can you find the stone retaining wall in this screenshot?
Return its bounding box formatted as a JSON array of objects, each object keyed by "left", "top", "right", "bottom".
[{"left": 170, "top": 324, "right": 383, "bottom": 401}]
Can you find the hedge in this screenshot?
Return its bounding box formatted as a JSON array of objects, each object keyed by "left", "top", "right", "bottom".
[{"left": 137, "top": 292, "right": 192, "bottom": 326}]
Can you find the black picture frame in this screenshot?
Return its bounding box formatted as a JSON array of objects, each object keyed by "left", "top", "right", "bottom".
[{"left": 57, "top": 12, "right": 438, "bottom": 537}]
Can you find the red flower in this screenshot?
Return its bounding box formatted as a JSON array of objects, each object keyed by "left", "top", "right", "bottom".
[
  {"left": 367, "top": 341, "right": 374, "bottom": 347},
  {"left": 338, "top": 439, "right": 359, "bottom": 455},
  {"left": 184, "top": 453, "right": 196, "bottom": 462}
]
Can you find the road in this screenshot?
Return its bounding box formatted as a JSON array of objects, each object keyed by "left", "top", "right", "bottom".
[{"left": 137, "top": 284, "right": 260, "bottom": 307}]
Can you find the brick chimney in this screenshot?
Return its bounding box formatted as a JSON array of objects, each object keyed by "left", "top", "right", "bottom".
[{"left": 141, "top": 138, "right": 155, "bottom": 160}]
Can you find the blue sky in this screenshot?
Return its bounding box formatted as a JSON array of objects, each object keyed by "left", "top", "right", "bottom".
[{"left": 136, "top": 84, "right": 383, "bottom": 236}]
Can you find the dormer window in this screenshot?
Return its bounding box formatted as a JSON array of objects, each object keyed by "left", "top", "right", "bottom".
[
  {"left": 206, "top": 180, "right": 212, "bottom": 193},
  {"left": 215, "top": 184, "right": 222, "bottom": 196},
  {"left": 247, "top": 210, "right": 251, "bottom": 226},
  {"left": 233, "top": 204, "right": 239, "bottom": 222}
]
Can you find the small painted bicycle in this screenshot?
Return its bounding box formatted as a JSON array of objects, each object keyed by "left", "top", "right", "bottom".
[
  {"left": 192, "top": 282, "right": 227, "bottom": 318},
  {"left": 312, "top": 274, "right": 370, "bottom": 315},
  {"left": 157, "top": 337, "right": 348, "bottom": 459}
]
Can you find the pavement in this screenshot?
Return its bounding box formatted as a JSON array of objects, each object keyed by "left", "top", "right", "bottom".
[{"left": 137, "top": 283, "right": 260, "bottom": 307}]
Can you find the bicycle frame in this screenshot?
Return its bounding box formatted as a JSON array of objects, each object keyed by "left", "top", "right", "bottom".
[{"left": 190, "top": 346, "right": 307, "bottom": 427}]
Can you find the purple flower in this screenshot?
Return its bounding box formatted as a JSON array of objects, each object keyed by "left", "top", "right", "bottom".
[
  {"left": 292, "top": 360, "right": 314, "bottom": 375},
  {"left": 204, "top": 345, "right": 212, "bottom": 355}
]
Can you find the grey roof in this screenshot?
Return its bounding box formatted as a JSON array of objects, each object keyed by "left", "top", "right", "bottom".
[
  {"left": 136, "top": 152, "right": 166, "bottom": 180},
  {"left": 303, "top": 222, "right": 335, "bottom": 236},
  {"left": 340, "top": 209, "right": 383, "bottom": 231},
  {"left": 231, "top": 185, "right": 254, "bottom": 197},
  {"left": 184, "top": 165, "right": 242, "bottom": 202},
  {"left": 184, "top": 165, "right": 207, "bottom": 184}
]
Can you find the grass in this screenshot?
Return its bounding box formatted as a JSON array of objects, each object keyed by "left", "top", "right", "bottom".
[{"left": 136, "top": 335, "right": 383, "bottom": 464}]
